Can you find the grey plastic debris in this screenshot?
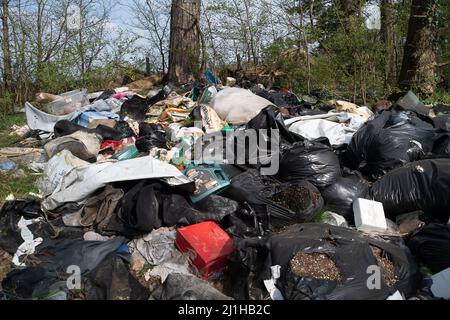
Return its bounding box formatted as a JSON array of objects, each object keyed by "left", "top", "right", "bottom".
[
  {"left": 150, "top": 273, "right": 233, "bottom": 300},
  {"left": 320, "top": 211, "right": 349, "bottom": 228},
  {"left": 130, "top": 228, "right": 182, "bottom": 266},
  {"left": 431, "top": 268, "right": 450, "bottom": 299}
]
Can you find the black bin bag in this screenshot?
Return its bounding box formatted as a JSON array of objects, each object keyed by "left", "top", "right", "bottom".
[
  {"left": 322, "top": 171, "right": 371, "bottom": 222},
  {"left": 223, "top": 169, "right": 324, "bottom": 230},
  {"left": 346, "top": 111, "right": 434, "bottom": 179},
  {"left": 370, "top": 159, "right": 450, "bottom": 222},
  {"left": 236, "top": 224, "right": 421, "bottom": 300},
  {"left": 276, "top": 140, "right": 341, "bottom": 189},
  {"left": 407, "top": 223, "right": 450, "bottom": 274}
]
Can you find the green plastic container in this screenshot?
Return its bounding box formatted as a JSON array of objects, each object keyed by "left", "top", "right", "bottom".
[
  {"left": 113, "top": 145, "right": 139, "bottom": 161},
  {"left": 184, "top": 163, "right": 230, "bottom": 203}
]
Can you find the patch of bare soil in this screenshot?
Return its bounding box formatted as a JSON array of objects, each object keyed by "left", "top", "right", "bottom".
[
  {"left": 271, "top": 186, "right": 320, "bottom": 212},
  {"left": 371, "top": 246, "right": 398, "bottom": 287},
  {"left": 130, "top": 266, "right": 162, "bottom": 293},
  {"left": 0, "top": 249, "right": 12, "bottom": 290},
  {"left": 290, "top": 252, "right": 342, "bottom": 282}
]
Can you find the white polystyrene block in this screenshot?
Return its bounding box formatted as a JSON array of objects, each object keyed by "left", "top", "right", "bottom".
[{"left": 353, "top": 198, "right": 387, "bottom": 233}]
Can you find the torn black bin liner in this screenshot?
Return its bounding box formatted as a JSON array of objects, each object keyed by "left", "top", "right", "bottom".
[
  {"left": 407, "top": 223, "right": 450, "bottom": 274},
  {"left": 135, "top": 122, "right": 168, "bottom": 153},
  {"left": 223, "top": 169, "right": 324, "bottom": 229},
  {"left": 54, "top": 120, "right": 123, "bottom": 141},
  {"left": 276, "top": 140, "right": 342, "bottom": 189},
  {"left": 0, "top": 200, "right": 86, "bottom": 257},
  {"left": 0, "top": 200, "right": 42, "bottom": 254},
  {"left": 85, "top": 253, "right": 150, "bottom": 300},
  {"left": 246, "top": 105, "right": 303, "bottom": 146},
  {"left": 108, "top": 181, "right": 238, "bottom": 237},
  {"left": 433, "top": 133, "right": 450, "bottom": 156},
  {"left": 162, "top": 194, "right": 239, "bottom": 227},
  {"left": 150, "top": 273, "right": 233, "bottom": 300},
  {"left": 370, "top": 159, "right": 450, "bottom": 222},
  {"left": 32, "top": 237, "right": 125, "bottom": 275},
  {"left": 119, "top": 95, "right": 150, "bottom": 121},
  {"left": 253, "top": 88, "right": 301, "bottom": 109},
  {"left": 236, "top": 224, "right": 421, "bottom": 300},
  {"left": 432, "top": 115, "right": 450, "bottom": 156},
  {"left": 433, "top": 115, "right": 450, "bottom": 132},
  {"left": 2, "top": 267, "right": 67, "bottom": 300},
  {"left": 114, "top": 120, "right": 135, "bottom": 139},
  {"left": 322, "top": 171, "right": 371, "bottom": 222},
  {"left": 95, "top": 89, "right": 116, "bottom": 101},
  {"left": 346, "top": 111, "right": 435, "bottom": 179}
]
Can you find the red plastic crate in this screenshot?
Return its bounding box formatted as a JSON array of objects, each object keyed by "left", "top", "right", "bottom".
[{"left": 175, "top": 221, "right": 235, "bottom": 278}]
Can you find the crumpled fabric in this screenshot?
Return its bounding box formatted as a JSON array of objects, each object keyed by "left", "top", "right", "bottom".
[
  {"left": 62, "top": 185, "right": 124, "bottom": 230},
  {"left": 129, "top": 228, "right": 182, "bottom": 266},
  {"left": 44, "top": 131, "right": 102, "bottom": 163}
]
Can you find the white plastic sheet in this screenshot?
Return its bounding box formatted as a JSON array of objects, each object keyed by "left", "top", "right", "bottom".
[
  {"left": 286, "top": 108, "right": 374, "bottom": 146},
  {"left": 289, "top": 119, "right": 356, "bottom": 146},
  {"left": 42, "top": 155, "right": 190, "bottom": 211},
  {"left": 25, "top": 102, "right": 81, "bottom": 133},
  {"left": 12, "top": 217, "right": 43, "bottom": 267},
  {"left": 38, "top": 150, "right": 90, "bottom": 197},
  {"left": 25, "top": 99, "right": 122, "bottom": 135}
]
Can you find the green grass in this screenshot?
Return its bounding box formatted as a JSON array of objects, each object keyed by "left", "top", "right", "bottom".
[
  {"left": 0, "top": 168, "right": 40, "bottom": 202},
  {"left": 313, "top": 204, "right": 332, "bottom": 223},
  {"left": 0, "top": 113, "right": 27, "bottom": 148},
  {"left": 0, "top": 113, "right": 26, "bottom": 131},
  {"left": 0, "top": 112, "right": 38, "bottom": 202},
  {"left": 419, "top": 264, "right": 433, "bottom": 277},
  {"left": 424, "top": 89, "right": 450, "bottom": 105}
]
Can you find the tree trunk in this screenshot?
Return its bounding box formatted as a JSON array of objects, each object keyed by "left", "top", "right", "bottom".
[
  {"left": 36, "top": 1, "right": 44, "bottom": 88},
  {"left": 380, "top": 0, "right": 396, "bottom": 90},
  {"left": 339, "top": 0, "right": 365, "bottom": 16},
  {"left": 168, "top": 0, "right": 201, "bottom": 84},
  {"left": 1, "top": 0, "right": 13, "bottom": 91},
  {"left": 398, "top": 0, "right": 437, "bottom": 95}
]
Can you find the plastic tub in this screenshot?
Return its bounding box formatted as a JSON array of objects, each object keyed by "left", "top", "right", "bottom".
[{"left": 45, "top": 89, "right": 89, "bottom": 115}]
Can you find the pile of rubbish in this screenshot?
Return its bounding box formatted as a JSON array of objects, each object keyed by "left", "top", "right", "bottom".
[{"left": 0, "top": 74, "right": 450, "bottom": 300}]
